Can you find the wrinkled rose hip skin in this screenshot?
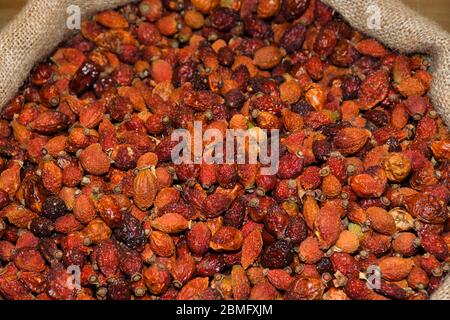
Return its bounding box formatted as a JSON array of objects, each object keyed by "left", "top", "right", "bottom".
[{"left": 0, "top": 0, "right": 448, "bottom": 300}]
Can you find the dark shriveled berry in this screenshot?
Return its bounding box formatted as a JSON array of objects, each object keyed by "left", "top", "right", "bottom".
[
  {"left": 192, "top": 73, "right": 210, "bottom": 91},
  {"left": 199, "top": 287, "right": 223, "bottom": 300},
  {"left": 31, "top": 63, "right": 53, "bottom": 86},
  {"left": 62, "top": 248, "right": 86, "bottom": 269},
  {"left": 196, "top": 253, "right": 226, "bottom": 277},
  {"left": 114, "top": 213, "right": 145, "bottom": 250},
  {"left": 70, "top": 60, "right": 100, "bottom": 96},
  {"left": 156, "top": 137, "right": 180, "bottom": 162},
  {"left": 312, "top": 140, "right": 332, "bottom": 162},
  {"left": 30, "top": 216, "right": 54, "bottom": 237},
  {"left": 107, "top": 279, "right": 131, "bottom": 300},
  {"left": 331, "top": 40, "right": 359, "bottom": 67},
  {"left": 261, "top": 240, "right": 294, "bottom": 269},
  {"left": 292, "top": 100, "right": 315, "bottom": 116},
  {"left": 223, "top": 197, "right": 246, "bottom": 229},
  {"left": 173, "top": 62, "right": 195, "bottom": 87},
  {"left": 94, "top": 77, "right": 117, "bottom": 98},
  {"left": 386, "top": 137, "right": 401, "bottom": 152},
  {"left": 264, "top": 204, "right": 289, "bottom": 239},
  {"left": 341, "top": 75, "right": 360, "bottom": 100},
  {"left": 38, "top": 238, "right": 61, "bottom": 263},
  {"left": 319, "top": 122, "right": 352, "bottom": 138},
  {"left": 316, "top": 257, "right": 334, "bottom": 274},
  {"left": 232, "top": 64, "right": 250, "bottom": 89},
  {"left": 42, "top": 196, "right": 67, "bottom": 220},
  {"left": 243, "top": 16, "right": 273, "bottom": 40},
  {"left": 365, "top": 109, "right": 390, "bottom": 127},
  {"left": 217, "top": 46, "right": 235, "bottom": 67},
  {"left": 225, "top": 89, "right": 245, "bottom": 109},
  {"left": 238, "top": 38, "right": 265, "bottom": 56},
  {"left": 277, "top": 153, "right": 304, "bottom": 179},
  {"left": 280, "top": 24, "right": 307, "bottom": 53},
  {"left": 285, "top": 216, "right": 308, "bottom": 245},
  {"left": 210, "top": 7, "right": 239, "bottom": 32},
  {"left": 281, "top": 0, "right": 310, "bottom": 21}
]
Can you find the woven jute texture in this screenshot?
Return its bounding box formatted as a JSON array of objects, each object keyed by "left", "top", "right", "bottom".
[{"left": 0, "top": 0, "right": 449, "bottom": 299}]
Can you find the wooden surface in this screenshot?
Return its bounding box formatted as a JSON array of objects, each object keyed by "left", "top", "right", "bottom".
[{"left": 0, "top": 0, "right": 449, "bottom": 31}]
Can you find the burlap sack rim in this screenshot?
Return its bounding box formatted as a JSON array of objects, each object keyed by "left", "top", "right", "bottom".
[{"left": 0, "top": 0, "right": 449, "bottom": 299}]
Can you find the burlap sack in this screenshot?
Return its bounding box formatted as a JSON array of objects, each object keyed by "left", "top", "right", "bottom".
[{"left": 0, "top": 0, "right": 449, "bottom": 299}]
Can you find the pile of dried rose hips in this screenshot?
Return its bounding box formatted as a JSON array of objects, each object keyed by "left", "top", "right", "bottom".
[{"left": 0, "top": 0, "right": 448, "bottom": 300}]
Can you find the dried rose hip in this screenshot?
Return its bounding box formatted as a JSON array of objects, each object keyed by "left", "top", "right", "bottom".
[
  {"left": 281, "top": 0, "right": 310, "bottom": 21},
  {"left": 285, "top": 276, "right": 324, "bottom": 300},
  {"left": 70, "top": 61, "right": 101, "bottom": 96},
  {"left": 277, "top": 153, "right": 304, "bottom": 179},
  {"left": 42, "top": 196, "right": 66, "bottom": 220},
  {"left": 243, "top": 15, "right": 273, "bottom": 39},
  {"left": 261, "top": 240, "right": 294, "bottom": 269},
  {"left": 114, "top": 213, "right": 145, "bottom": 250},
  {"left": 280, "top": 24, "right": 307, "bottom": 54},
  {"left": 196, "top": 253, "right": 226, "bottom": 277},
  {"left": 30, "top": 216, "right": 55, "bottom": 237},
  {"left": 405, "top": 193, "right": 447, "bottom": 224}
]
